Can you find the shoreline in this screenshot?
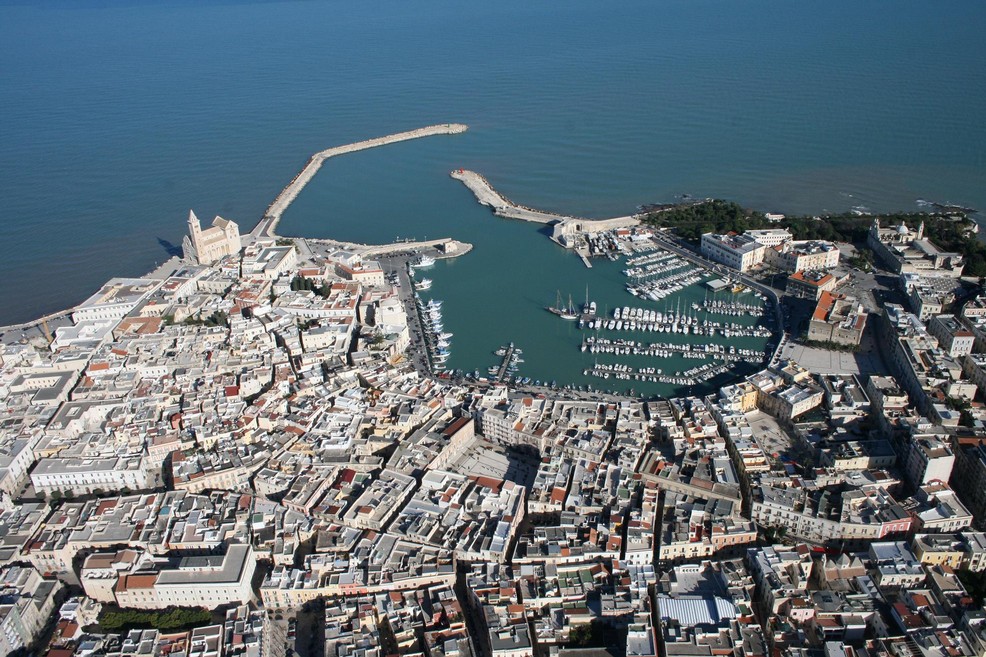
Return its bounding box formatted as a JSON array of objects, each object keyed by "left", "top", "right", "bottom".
[
  {"left": 1, "top": 125, "right": 472, "bottom": 334},
  {"left": 1, "top": 125, "right": 967, "bottom": 398}
]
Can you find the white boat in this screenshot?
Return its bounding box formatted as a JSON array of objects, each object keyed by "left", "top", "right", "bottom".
[
  {"left": 417, "top": 255, "right": 436, "bottom": 268},
  {"left": 415, "top": 278, "right": 433, "bottom": 291}
]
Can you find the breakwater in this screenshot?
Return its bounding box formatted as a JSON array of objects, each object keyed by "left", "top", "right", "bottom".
[
  {"left": 450, "top": 169, "right": 639, "bottom": 228},
  {"left": 254, "top": 123, "right": 469, "bottom": 238}
]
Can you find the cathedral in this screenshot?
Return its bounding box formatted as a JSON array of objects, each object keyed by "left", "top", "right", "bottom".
[{"left": 182, "top": 210, "right": 241, "bottom": 265}]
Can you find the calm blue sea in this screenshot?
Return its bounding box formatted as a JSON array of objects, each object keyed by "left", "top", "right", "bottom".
[{"left": 2, "top": 0, "right": 985, "bottom": 335}]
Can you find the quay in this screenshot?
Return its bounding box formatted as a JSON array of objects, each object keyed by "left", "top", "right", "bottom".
[
  {"left": 253, "top": 123, "right": 468, "bottom": 238},
  {"left": 307, "top": 236, "right": 473, "bottom": 260}
]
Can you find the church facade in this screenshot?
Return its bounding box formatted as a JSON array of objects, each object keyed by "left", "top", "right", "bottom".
[{"left": 183, "top": 210, "right": 241, "bottom": 265}]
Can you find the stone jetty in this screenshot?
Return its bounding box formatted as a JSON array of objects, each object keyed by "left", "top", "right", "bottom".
[
  {"left": 254, "top": 123, "right": 468, "bottom": 238},
  {"left": 450, "top": 168, "right": 639, "bottom": 230}
]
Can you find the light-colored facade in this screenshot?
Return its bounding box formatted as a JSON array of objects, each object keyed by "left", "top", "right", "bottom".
[
  {"left": 185, "top": 210, "right": 241, "bottom": 266},
  {"left": 114, "top": 545, "right": 256, "bottom": 610},
  {"left": 30, "top": 456, "right": 151, "bottom": 496},
  {"left": 0, "top": 566, "right": 63, "bottom": 656},
  {"left": 868, "top": 219, "right": 964, "bottom": 277},
  {"left": 788, "top": 270, "right": 838, "bottom": 300},
  {"left": 765, "top": 240, "right": 839, "bottom": 273},
  {"left": 928, "top": 314, "right": 975, "bottom": 357},
  {"left": 807, "top": 292, "right": 867, "bottom": 347},
  {"left": 700, "top": 233, "right": 765, "bottom": 272},
  {"left": 745, "top": 228, "right": 793, "bottom": 247},
  {"left": 72, "top": 278, "right": 161, "bottom": 324},
  {"left": 905, "top": 436, "right": 955, "bottom": 487}
]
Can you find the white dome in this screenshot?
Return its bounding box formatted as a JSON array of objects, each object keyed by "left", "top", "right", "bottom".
[{"left": 897, "top": 224, "right": 909, "bottom": 235}]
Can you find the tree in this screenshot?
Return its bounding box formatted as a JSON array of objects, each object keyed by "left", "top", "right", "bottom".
[
  {"left": 642, "top": 200, "right": 771, "bottom": 242},
  {"left": 569, "top": 624, "right": 593, "bottom": 646},
  {"left": 99, "top": 607, "right": 212, "bottom": 632}
]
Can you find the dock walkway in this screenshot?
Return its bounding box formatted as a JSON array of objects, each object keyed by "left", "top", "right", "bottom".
[
  {"left": 253, "top": 123, "right": 468, "bottom": 238},
  {"left": 495, "top": 344, "right": 516, "bottom": 384}
]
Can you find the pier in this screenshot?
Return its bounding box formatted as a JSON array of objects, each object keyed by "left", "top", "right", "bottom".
[
  {"left": 494, "top": 344, "right": 517, "bottom": 384},
  {"left": 450, "top": 169, "right": 639, "bottom": 229},
  {"left": 253, "top": 123, "right": 468, "bottom": 238}
]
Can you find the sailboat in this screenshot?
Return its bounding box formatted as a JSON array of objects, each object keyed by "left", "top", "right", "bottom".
[
  {"left": 546, "top": 291, "right": 578, "bottom": 320},
  {"left": 561, "top": 293, "right": 578, "bottom": 320}
]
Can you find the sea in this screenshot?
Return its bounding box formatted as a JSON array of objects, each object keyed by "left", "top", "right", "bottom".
[{"left": 2, "top": 0, "right": 985, "bottom": 394}]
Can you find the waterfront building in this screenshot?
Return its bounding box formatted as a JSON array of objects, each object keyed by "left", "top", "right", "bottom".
[
  {"left": 764, "top": 240, "right": 839, "bottom": 273},
  {"left": 334, "top": 257, "right": 385, "bottom": 287},
  {"left": 745, "top": 228, "right": 793, "bottom": 247},
  {"left": 72, "top": 278, "right": 161, "bottom": 324},
  {"left": 184, "top": 210, "right": 241, "bottom": 266},
  {"left": 867, "top": 219, "right": 964, "bottom": 277},
  {"left": 242, "top": 241, "right": 298, "bottom": 280},
  {"left": 700, "top": 232, "right": 765, "bottom": 272}
]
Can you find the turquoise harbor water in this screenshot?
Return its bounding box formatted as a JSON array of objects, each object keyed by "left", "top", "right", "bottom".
[{"left": 2, "top": 0, "right": 986, "bottom": 391}]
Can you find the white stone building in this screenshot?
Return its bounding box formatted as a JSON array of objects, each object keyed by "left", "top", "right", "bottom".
[
  {"left": 700, "top": 233, "right": 765, "bottom": 272},
  {"left": 184, "top": 210, "right": 241, "bottom": 265}
]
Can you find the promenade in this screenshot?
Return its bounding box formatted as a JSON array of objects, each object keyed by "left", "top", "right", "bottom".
[{"left": 253, "top": 123, "right": 468, "bottom": 238}]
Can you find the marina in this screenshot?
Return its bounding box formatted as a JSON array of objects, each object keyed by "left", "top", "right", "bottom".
[{"left": 422, "top": 227, "right": 776, "bottom": 397}]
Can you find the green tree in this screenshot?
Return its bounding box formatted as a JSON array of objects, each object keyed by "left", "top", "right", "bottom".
[{"left": 99, "top": 607, "right": 212, "bottom": 632}]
